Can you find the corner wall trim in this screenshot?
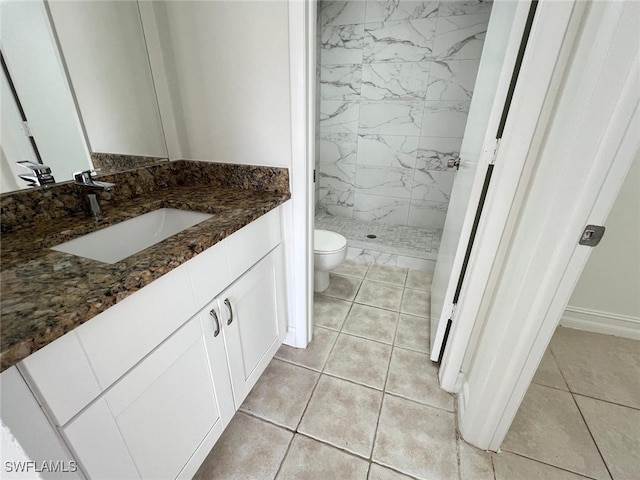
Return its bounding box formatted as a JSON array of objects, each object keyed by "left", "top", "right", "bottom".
[{"left": 560, "top": 306, "right": 640, "bottom": 340}]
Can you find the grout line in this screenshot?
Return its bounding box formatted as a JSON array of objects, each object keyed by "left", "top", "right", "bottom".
[
  {"left": 569, "top": 391, "right": 615, "bottom": 480},
  {"left": 370, "top": 461, "right": 424, "bottom": 480},
  {"left": 369, "top": 309, "right": 403, "bottom": 461},
  {"left": 498, "top": 450, "right": 602, "bottom": 480},
  {"left": 570, "top": 392, "right": 640, "bottom": 412},
  {"left": 273, "top": 426, "right": 296, "bottom": 479}
]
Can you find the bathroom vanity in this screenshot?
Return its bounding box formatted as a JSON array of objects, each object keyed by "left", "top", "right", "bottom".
[{"left": 0, "top": 161, "right": 291, "bottom": 479}]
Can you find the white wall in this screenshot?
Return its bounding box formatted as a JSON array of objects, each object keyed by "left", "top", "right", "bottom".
[
  {"left": 150, "top": 1, "right": 292, "bottom": 167},
  {"left": 0, "top": 0, "right": 91, "bottom": 185},
  {"left": 48, "top": 0, "right": 167, "bottom": 158},
  {"left": 562, "top": 153, "right": 640, "bottom": 337}
]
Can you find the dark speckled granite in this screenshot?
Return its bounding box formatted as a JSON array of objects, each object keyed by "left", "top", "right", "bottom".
[
  {"left": 1, "top": 160, "right": 289, "bottom": 234},
  {"left": 0, "top": 161, "right": 290, "bottom": 372},
  {"left": 91, "top": 152, "right": 168, "bottom": 175}
]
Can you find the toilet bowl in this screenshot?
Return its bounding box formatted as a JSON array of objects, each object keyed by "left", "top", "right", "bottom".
[{"left": 314, "top": 229, "right": 348, "bottom": 292}]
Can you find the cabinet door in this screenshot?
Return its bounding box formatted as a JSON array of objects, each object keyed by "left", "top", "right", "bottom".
[
  {"left": 222, "top": 246, "right": 286, "bottom": 408},
  {"left": 65, "top": 315, "right": 234, "bottom": 479}
]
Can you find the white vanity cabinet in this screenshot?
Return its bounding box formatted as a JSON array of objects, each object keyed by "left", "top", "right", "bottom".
[
  {"left": 63, "top": 314, "right": 234, "bottom": 479},
  {"left": 14, "top": 206, "right": 288, "bottom": 479},
  {"left": 209, "top": 244, "right": 286, "bottom": 408}
]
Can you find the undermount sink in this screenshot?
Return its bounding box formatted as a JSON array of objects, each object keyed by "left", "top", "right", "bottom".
[{"left": 51, "top": 208, "right": 214, "bottom": 264}]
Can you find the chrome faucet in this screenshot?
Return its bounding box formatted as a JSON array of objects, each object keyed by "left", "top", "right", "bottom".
[
  {"left": 74, "top": 170, "right": 115, "bottom": 220},
  {"left": 17, "top": 161, "right": 56, "bottom": 187}
]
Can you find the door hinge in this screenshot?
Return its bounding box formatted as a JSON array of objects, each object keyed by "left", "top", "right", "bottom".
[
  {"left": 490, "top": 138, "right": 501, "bottom": 165},
  {"left": 21, "top": 121, "right": 33, "bottom": 137},
  {"left": 579, "top": 225, "right": 605, "bottom": 247},
  {"left": 313, "top": 169, "right": 316, "bottom": 183},
  {"left": 443, "top": 302, "right": 456, "bottom": 323}
]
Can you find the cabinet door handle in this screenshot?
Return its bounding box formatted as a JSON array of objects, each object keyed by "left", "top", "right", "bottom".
[
  {"left": 209, "top": 309, "right": 221, "bottom": 337},
  {"left": 224, "top": 298, "right": 233, "bottom": 325}
]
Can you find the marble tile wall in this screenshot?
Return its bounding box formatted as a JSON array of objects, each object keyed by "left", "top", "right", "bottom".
[{"left": 317, "top": 0, "right": 491, "bottom": 228}]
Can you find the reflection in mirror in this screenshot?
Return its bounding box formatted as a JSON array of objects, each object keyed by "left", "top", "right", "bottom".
[
  {"left": 0, "top": 0, "right": 168, "bottom": 194},
  {"left": 0, "top": 0, "right": 92, "bottom": 193}
]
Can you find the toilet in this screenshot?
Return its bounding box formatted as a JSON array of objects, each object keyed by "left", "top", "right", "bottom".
[{"left": 314, "top": 229, "right": 348, "bottom": 292}]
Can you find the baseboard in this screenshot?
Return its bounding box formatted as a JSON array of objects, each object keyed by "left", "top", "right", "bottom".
[{"left": 560, "top": 306, "right": 640, "bottom": 340}]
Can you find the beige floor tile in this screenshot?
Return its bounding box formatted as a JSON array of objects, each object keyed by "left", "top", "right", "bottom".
[
  {"left": 400, "top": 288, "right": 430, "bottom": 317},
  {"left": 342, "top": 303, "right": 399, "bottom": 344},
  {"left": 373, "top": 394, "right": 458, "bottom": 479},
  {"left": 493, "top": 451, "right": 593, "bottom": 480},
  {"left": 368, "top": 463, "right": 416, "bottom": 480},
  {"left": 277, "top": 434, "right": 369, "bottom": 480},
  {"left": 313, "top": 294, "right": 352, "bottom": 331},
  {"left": 502, "top": 383, "right": 610, "bottom": 480},
  {"left": 332, "top": 258, "right": 370, "bottom": 279},
  {"left": 574, "top": 394, "right": 640, "bottom": 480},
  {"left": 355, "top": 280, "right": 404, "bottom": 311},
  {"left": 324, "top": 334, "right": 392, "bottom": 389},
  {"left": 386, "top": 348, "right": 453, "bottom": 411},
  {"left": 298, "top": 375, "right": 383, "bottom": 458},
  {"left": 395, "top": 313, "right": 430, "bottom": 353},
  {"left": 532, "top": 348, "right": 568, "bottom": 391},
  {"left": 405, "top": 270, "right": 433, "bottom": 291},
  {"left": 194, "top": 412, "right": 292, "bottom": 480},
  {"left": 275, "top": 327, "right": 338, "bottom": 371},
  {"left": 458, "top": 439, "right": 494, "bottom": 480},
  {"left": 239, "top": 359, "right": 319, "bottom": 429},
  {"left": 321, "top": 274, "right": 362, "bottom": 301},
  {"left": 365, "top": 264, "right": 408, "bottom": 286},
  {"left": 550, "top": 327, "right": 640, "bottom": 409}
]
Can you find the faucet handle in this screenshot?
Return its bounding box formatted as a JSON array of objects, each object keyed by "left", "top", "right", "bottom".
[{"left": 73, "top": 170, "right": 95, "bottom": 184}]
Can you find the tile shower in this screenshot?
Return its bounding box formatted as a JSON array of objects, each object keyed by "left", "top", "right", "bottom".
[{"left": 315, "top": 0, "right": 492, "bottom": 262}]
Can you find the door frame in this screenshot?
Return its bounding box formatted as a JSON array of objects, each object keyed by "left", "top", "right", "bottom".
[
  {"left": 286, "top": 0, "right": 316, "bottom": 348},
  {"left": 451, "top": 0, "right": 639, "bottom": 450}
]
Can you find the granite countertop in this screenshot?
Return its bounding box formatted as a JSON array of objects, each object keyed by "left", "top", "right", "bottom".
[{"left": 0, "top": 181, "right": 290, "bottom": 372}]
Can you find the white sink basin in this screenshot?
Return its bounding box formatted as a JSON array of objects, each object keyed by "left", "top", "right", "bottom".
[{"left": 52, "top": 208, "right": 214, "bottom": 264}]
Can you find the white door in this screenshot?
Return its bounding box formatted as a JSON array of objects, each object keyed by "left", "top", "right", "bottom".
[{"left": 430, "top": 1, "right": 534, "bottom": 361}]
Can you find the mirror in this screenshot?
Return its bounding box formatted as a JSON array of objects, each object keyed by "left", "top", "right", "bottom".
[{"left": 0, "top": 0, "right": 168, "bottom": 194}]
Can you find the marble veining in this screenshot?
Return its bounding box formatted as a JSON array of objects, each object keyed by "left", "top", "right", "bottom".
[
  {"left": 320, "top": 0, "right": 366, "bottom": 27},
  {"left": 411, "top": 169, "right": 456, "bottom": 202},
  {"left": 421, "top": 100, "right": 471, "bottom": 138},
  {"left": 361, "top": 62, "right": 431, "bottom": 101},
  {"left": 364, "top": 19, "right": 438, "bottom": 63},
  {"left": 357, "top": 134, "right": 419, "bottom": 169},
  {"left": 0, "top": 161, "right": 290, "bottom": 372},
  {"left": 359, "top": 101, "right": 424, "bottom": 136},
  {"left": 433, "top": 13, "right": 490, "bottom": 60},
  {"left": 321, "top": 24, "right": 364, "bottom": 65},
  {"left": 426, "top": 59, "right": 481, "bottom": 100},
  {"left": 319, "top": 132, "right": 359, "bottom": 165},
  {"left": 416, "top": 137, "right": 463, "bottom": 171},
  {"left": 438, "top": 0, "right": 493, "bottom": 18},
  {"left": 353, "top": 193, "right": 411, "bottom": 225},
  {"left": 356, "top": 165, "right": 414, "bottom": 199},
  {"left": 320, "top": 64, "right": 362, "bottom": 101},
  {"left": 320, "top": 101, "right": 360, "bottom": 133},
  {"left": 316, "top": 1, "right": 492, "bottom": 230},
  {"left": 365, "top": 0, "right": 439, "bottom": 23}
]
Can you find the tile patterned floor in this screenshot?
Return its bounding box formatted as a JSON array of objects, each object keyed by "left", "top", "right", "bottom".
[
  {"left": 315, "top": 212, "right": 440, "bottom": 269},
  {"left": 194, "top": 261, "right": 639, "bottom": 480}
]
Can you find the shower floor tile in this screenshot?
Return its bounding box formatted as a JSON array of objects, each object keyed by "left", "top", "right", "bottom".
[{"left": 315, "top": 212, "right": 441, "bottom": 263}]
